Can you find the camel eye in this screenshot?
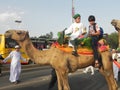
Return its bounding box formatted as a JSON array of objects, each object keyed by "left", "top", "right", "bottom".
[
  {"left": 17, "top": 31, "right": 22, "bottom": 35},
  {"left": 6, "top": 31, "right": 10, "bottom": 33}
]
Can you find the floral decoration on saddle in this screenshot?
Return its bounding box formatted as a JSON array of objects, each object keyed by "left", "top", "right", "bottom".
[{"left": 98, "top": 39, "right": 109, "bottom": 52}]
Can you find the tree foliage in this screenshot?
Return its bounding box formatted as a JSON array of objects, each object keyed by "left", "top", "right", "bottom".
[
  {"left": 107, "top": 32, "right": 118, "bottom": 49},
  {"left": 39, "top": 32, "right": 53, "bottom": 39}
]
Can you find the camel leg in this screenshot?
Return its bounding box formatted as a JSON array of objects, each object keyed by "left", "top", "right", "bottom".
[
  {"left": 100, "top": 52, "right": 118, "bottom": 90},
  {"left": 99, "top": 67, "right": 112, "bottom": 90},
  {"left": 99, "top": 67, "right": 118, "bottom": 90},
  {"left": 60, "top": 71, "right": 70, "bottom": 90},
  {"left": 56, "top": 70, "right": 63, "bottom": 90},
  {"left": 108, "top": 72, "right": 118, "bottom": 90}
]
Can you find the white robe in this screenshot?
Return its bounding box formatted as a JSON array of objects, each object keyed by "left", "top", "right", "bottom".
[{"left": 3, "top": 50, "right": 26, "bottom": 82}]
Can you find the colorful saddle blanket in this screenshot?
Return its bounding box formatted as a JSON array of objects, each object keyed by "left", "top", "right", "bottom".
[{"left": 53, "top": 37, "right": 109, "bottom": 55}]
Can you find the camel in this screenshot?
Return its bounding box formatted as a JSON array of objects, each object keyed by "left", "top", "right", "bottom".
[
  {"left": 111, "top": 19, "right": 120, "bottom": 47},
  {"left": 4, "top": 30, "right": 118, "bottom": 90}
]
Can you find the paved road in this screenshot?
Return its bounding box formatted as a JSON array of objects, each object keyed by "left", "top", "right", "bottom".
[
  {"left": 0, "top": 65, "right": 120, "bottom": 90},
  {"left": 0, "top": 65, "right": 52, "bottom": 88}
]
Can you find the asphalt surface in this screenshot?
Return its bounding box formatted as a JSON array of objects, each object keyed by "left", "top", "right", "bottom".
[
  {"left": 0, "top": 64, "right": 52, "bottom": 88},
  {"left": 0, "top": 65, "right": 120, "bottom": 90}
]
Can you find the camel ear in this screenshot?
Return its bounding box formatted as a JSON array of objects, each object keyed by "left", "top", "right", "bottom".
[
  {"left": 25, "top": 31, "right": 29, "bottom": 37},
  {"left": 112, "top": 19, "right": 116, "bottom": 21},
  {"left": 26, "top": 31, "right": 29, "bottom": 34},
  {"left": 16, "top": 31, "right": 22, "bottom": 34}
]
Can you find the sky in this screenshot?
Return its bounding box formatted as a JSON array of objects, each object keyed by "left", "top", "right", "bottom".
[{"left": 0, "top": 0, "right": 119, "bottom": 37}]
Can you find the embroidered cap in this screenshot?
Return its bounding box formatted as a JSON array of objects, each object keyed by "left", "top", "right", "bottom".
[
  {"left": 73, "top": 14, "right": 81, "bottom": 19},
  {"left": 15, "top": 45, "right": 21, "bottom": 49}
]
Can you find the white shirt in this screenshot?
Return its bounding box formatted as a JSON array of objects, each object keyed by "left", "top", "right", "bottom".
[
  {"left": 89, "top": 24, "right": 100, "bottom": 34},
  {"left": 65, "top": 22, "right": 85, "bottom": 40}
]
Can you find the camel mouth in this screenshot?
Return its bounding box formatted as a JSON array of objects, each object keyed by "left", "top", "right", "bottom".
[{"left": 4, "top": 30, "right": 12, "bottom": 38}]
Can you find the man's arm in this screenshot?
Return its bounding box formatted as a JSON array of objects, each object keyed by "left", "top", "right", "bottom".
[
  {"left": 65, "top": 24, "right": 73, "bottom": 35},
  {"left": 3, "top": 52, "right": 12, "bottom": 63}
]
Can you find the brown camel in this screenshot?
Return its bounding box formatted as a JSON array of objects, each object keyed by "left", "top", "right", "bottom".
[
  {"left": 4, "top": 30, "right": 118, "bottom": 90},
  {"left": 111, "top": 19, "right": 120, "bottom": 47}
]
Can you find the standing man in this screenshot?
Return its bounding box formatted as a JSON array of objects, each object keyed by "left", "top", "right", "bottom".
[
  {"left": 2, "top": 45, "right": 27, "bottom": 84},
  {"left": 65, "top": 13, "right": 86, "bottom": 56},
  {"left": 48, "top": 68, "right": 57, "bottom": 90}
]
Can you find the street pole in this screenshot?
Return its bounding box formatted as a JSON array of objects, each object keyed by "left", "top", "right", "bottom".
[
  {"left": 15, "top": 20, "right": 22, "bottom": 29},
  {"left": 72, "top": 0, "right": 75, "bottom": 23}
]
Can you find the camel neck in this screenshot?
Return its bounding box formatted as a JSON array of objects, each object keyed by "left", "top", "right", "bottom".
[{"left": 18, "top": 38, "right": 50, "bottom": 65}]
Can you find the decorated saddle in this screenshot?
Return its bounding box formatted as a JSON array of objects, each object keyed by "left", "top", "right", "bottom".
[
  {"left": 52, "top": 32, "right": 109, "bottom": 55},
  {"left": 53, "top": 38, "right": 109, "bottom": 55}
]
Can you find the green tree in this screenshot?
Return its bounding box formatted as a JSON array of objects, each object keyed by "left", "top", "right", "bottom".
[
  {"left": 39, "top": 32, "right": 53, "bottom": 39},
  {"left": 107, "top": 32, "right": 118, "bottom": 49}
]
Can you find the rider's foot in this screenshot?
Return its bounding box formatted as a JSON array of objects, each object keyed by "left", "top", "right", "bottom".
[{"left": 72, "top": 51, "right": 79, "bottom": 56}]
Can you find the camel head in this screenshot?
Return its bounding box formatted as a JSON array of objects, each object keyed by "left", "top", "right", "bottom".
[
  {"left": 5, "top": 30, "right": 29, "bottom": 41},
  {"left": 111, "top": 19, "right": 120, "bottom": 31}
]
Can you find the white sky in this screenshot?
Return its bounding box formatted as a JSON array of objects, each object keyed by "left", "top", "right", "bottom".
[{"left": 0, "top": 0, "right": 119, "bottom": 37}]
